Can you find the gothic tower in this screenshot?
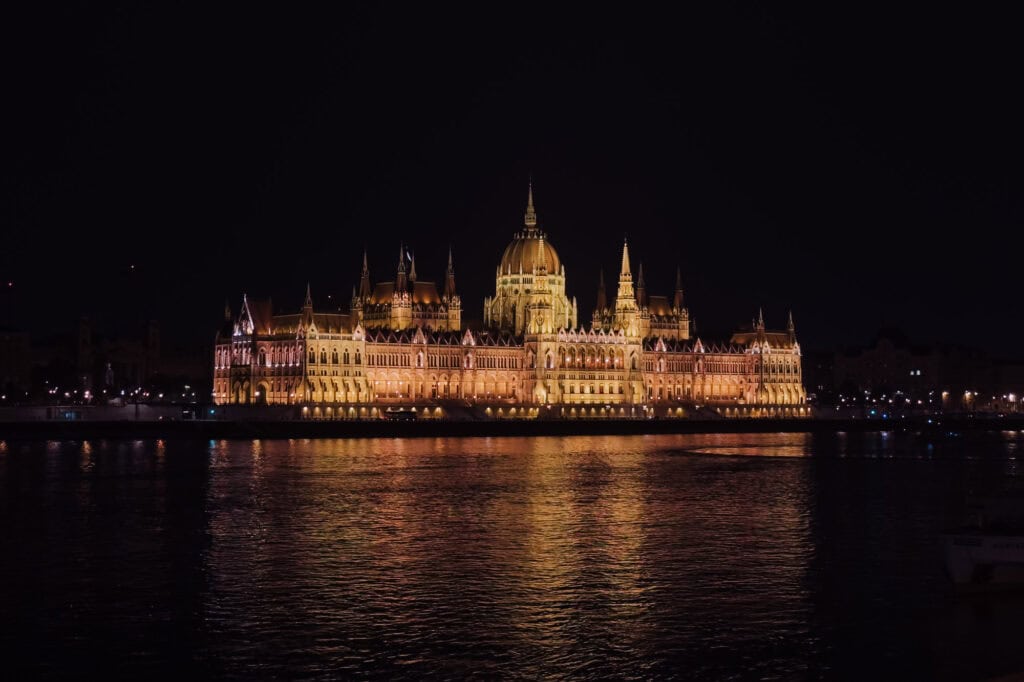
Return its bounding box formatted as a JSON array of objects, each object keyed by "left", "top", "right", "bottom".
[{"left": 612, "top": 239, "right": 640, "bottom": 337}]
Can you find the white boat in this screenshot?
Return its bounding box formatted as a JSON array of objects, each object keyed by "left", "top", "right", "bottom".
[{"left": 943, "top": 495, "right": 1024, "bottom": 590}]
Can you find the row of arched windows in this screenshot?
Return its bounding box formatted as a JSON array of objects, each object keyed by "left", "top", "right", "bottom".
[
  {"left": 563, "top": 383, "right": 626, "bottom": 395},
  {"left": 555, "top": 347, "right": 638, "bottom": 371},
  {"left": 308, "top": 347, "right": 361, "bottom": 366},
  {"left": 217, "top": 344, "right": 309, "bottom": 369}
]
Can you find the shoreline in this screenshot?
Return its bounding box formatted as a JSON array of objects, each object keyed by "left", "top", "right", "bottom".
[{"left": 0, "top": 415, "right": 1021, "bottom": 440}]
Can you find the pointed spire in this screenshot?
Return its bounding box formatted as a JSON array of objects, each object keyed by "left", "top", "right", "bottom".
[
  {"left": 409, "top": 251, "right": 417, "bottom": 283},
  {"left": 444, "top": 246, "right": 457, "bottom": 299},
  {"left": 536, "top": 233, "right": 547, "bottom": 273},
  {"left": 674, "top": 267, "right": 684, "bottom": 309},
  {"left": 358, "top": 248, "right": 371, "bottom": 299},
  {"left": 787, "top": 310, "right": 795, "bottom": 338},
  {"left": 304, "top": 282, "right": 312, "bottom": 309},
  {"left": 524, "top": 176, "right": 537, "bottom": 229},
  {"left": 756, "top": 307, "right": 765, "bottom": 330},
  {"left": 596, "top": 269, "right": 607, "bottom": 311},
  {"left": 636, "top": 262, "right": 647, "bottom": 307},
  {"left": 395, "top": 243, "right": 408, "bottom": 292},
  {"left": 620, "top": 238, "right": 632, "bottom": 278}
]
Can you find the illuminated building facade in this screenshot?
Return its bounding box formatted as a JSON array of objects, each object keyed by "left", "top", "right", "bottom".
[{"left": 213, "top": 185, "right": 806, "bottom": 418}]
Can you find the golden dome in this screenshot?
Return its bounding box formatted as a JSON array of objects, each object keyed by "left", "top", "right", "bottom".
[{"left": 500, "top": 229, "right": 561, "bottom": 275}]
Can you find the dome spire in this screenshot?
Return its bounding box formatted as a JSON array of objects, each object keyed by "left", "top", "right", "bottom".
[{"left": 524, "top": 176, "right": 537, "bottom": 229}]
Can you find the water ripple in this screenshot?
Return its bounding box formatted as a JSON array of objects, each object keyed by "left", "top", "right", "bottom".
[{"left": 3, "top": 432, "right": 1024, "bottom": 679}]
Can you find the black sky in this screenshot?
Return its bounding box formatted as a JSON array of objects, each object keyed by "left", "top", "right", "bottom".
[{"left": 3, "top": 3, "right": 1022, "bottom": 353}]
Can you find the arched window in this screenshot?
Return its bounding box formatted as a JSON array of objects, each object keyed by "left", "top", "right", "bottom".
[
  {"left": 355, "top": 350, "right": 361, "bottom": 365},
  {"left": 309, "top": 348, "right": 316, "bottom": 364},
  {"left": 320, "top": 349, "right": 328, "bottom": 364},
  {"left": 416, "top": 351, "right": 424, "bottom": 368},
  {"left": 331, "top": 349, "right": 339, "bottom": 364},
  {"left": 343, "top": 350, "right": 350, "bottom": 364}
]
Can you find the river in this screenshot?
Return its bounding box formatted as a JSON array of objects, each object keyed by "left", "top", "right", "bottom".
[{"left": 1, "top": 431, "right": 1022, "bottom": 679}]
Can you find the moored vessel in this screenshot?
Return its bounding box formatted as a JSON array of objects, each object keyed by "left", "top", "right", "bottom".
[{"left": 944, "top": 495, "right": 1024, "bottom": 590}]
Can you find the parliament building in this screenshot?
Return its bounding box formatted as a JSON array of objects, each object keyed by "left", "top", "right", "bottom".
[{"left": 213, "top": 185, "right": 806, "bottom": 419}]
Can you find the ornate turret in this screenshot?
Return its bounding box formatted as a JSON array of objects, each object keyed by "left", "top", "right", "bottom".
[
  {"left": 673, "top": 267, "right": 684, "bottom": 310},
  {"left": 409, "top": 251, "right": 417, "bottom": 283},
  {"left": 787, "top": 310, "right": 795, "bottom": 341},
  {"left": 596, "top": 268, "right": 607, "bottom": 311}
]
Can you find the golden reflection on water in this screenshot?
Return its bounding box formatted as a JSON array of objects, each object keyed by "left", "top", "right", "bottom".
[
  {"left": 200, "top": 433, "right": 814, "bottom": 671},
  {"left": 8, "top": 431, "right": 1024, "bottom": 677},
  {"left": 79, "top": 440, "right": 94, "bottom": 474},
  {"left": 670, "top": 432, "right": 813, "bottom": 457}
]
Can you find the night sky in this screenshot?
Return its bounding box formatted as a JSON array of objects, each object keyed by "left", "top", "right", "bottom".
[{"left": 4, "top": 4, "right": 1021, "bottom": 353}]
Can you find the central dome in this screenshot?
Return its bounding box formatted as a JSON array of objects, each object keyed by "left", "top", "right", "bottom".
[{"left": 499, "top": 228, "right": 561, "bottom": 275}]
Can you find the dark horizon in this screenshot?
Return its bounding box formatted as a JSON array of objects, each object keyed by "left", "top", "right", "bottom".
[{"left": 4, "top": 4, "right": 1021, "bottom": 354}]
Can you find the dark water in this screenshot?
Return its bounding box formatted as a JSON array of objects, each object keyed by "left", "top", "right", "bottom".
[{"left": 1, "top": 432, "right": 1023, "bottom": 680}]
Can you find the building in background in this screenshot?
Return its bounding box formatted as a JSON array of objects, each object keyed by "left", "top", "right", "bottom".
[
  {"left": 830, "top": 329, "right": 1024, "bottom": 413},
  {"left": 0, "top": 327, "right": 31, "bottom": 397},
  {"left": 1, "top": 318, "right": 209, "bottom": 406},
  {"left": 214, "top": 185, "right": 806, "bottom": 418}
]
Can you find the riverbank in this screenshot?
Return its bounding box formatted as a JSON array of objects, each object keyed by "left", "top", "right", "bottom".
[{"left": 1, "top": 414, "right": 1021, "bottom": 440}]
